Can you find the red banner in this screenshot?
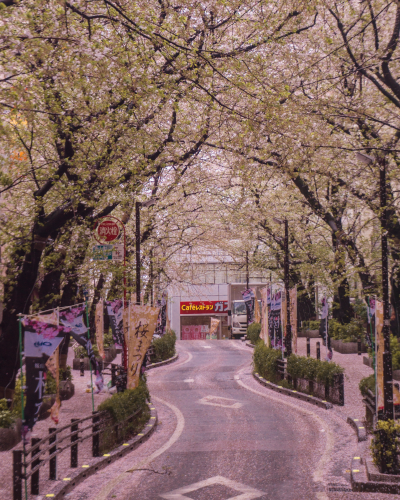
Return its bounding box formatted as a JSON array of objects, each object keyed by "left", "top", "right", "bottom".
[{"left": 180, "top": 301, "right": 228, "bottom": 314}]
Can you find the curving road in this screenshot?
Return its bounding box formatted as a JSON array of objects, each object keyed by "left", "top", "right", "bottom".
[{"left": 113, "top": 340, "right": 325, "bottom": 500}]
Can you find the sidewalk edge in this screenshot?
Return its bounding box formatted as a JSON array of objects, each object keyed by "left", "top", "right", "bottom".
[{"left": 147, "top": 353, "right": 179, "bottom": 370}]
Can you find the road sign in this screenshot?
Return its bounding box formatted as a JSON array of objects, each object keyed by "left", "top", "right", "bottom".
[
  {"left": 93, "top": 245, "right": 113, "bottom": 261},
  {"left": 95, "top": 219, "right": 120, "bottom": 243}
]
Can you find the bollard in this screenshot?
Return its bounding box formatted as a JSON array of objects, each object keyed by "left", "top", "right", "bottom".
[
  {"left": 71, "top": 419, "right": 79, "bottom": 468},
  {"left": 111, "top": 364, "right": 116, "bottom": 387},
  {"left": 31, "top": 438, "right": 41, "bottom": 495},
  {"left": 92, "top": 412, "right": 100, "bottom": 457},
  {"left": 357, "top": 336, "right": 361, "bottom": 356},
  {"left": 316, "top": 342, "right": 320, "bottom": 360},
  {"left": 306, "top": 338, "right": 310, "bottom": 357},
  {"left": 338, "top": 373, "right": 344, "bottom": 406},
  {"left": 49, "top": 428, "right": 57, "bottom": 480},
  {"left": 13, "top": 450, "right": 23, "bottom": 500},
  {"left": 80, "top": 354, "right": 85, "bottom": 376}
]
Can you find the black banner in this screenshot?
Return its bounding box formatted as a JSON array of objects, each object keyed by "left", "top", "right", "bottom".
[{"left": 105, "top": 299, "right": 124, "bottom": 347}]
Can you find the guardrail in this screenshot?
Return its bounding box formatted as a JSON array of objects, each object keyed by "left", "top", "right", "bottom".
[{"left": 13, "top": 405, "right": 143, "bottom": 500}]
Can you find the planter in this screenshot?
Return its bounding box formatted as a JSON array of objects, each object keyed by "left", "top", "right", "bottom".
[
  {"left": 0, "top": 418, "right": 22, "bottom": 451},
  {"left": 363, "top": 356, "right": 373, "bottom": 368},
  {"left": 59, "top": 380, "right": 75, "bottom": 401},
  {"left": 393, "top": 370, "right": 400, "bottom": 381},
  {"left": 298, "top": 329, "right": 320, "bottom": 338},
  {"left": 72, "top": 346, "right": 117, "bottom": 371},
  {"left": 331, "top": 338, "right": 367, "bottom": 354}
]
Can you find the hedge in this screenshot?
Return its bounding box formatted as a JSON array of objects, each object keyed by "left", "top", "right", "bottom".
[
  {"left": 302, "top": 320, "right": 320, "bottom": 330},
  {"left": 371, "top": 420, "right": 400, "bottom": 473},
  {"left": 253, "top": 342, "right": 282, "bottom": 384},
  {"left": 328, "top": 318, "right": 364, "bottom": 343},
  {"left": 151, "top": 329, "right": 176, "bottom": 363},
  {"left": 359, "top": 374, "right": 375, "bottom": 396},
  {"left": 287, "top": 353, "right": 344, "bottom": 387},
  {"left": 247, "top": 323, "right": 261, "bottom": 345}
]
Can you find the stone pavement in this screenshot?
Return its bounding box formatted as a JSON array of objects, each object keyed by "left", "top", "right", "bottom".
[{"left": 0, "top": 347, "right": 121, "bottom": 499}]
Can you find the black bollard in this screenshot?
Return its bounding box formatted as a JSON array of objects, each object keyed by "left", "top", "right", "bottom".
[
  {"left": 316, "top": 342, "right": 320, "bottom": 360},
  {"left": 49, "top": 428, "right": 57, "bottom": 480},
  {"left": 71, "top": 419, "right": 79, "bottom": 468},
  {"left": 80, "top": 354, "right": 85, "bottom": 376},
  {"left": 307, "top": 338, "right": 310, "bottom": 357},
  {"left": 31, "top": 438, "right": 41, "bottom": 495},
  {"left": 357, "top": 336, "right": 361, "bottom": 356},
  {"left": 13, "top": 450, "right": 23, "bottom": 500}
]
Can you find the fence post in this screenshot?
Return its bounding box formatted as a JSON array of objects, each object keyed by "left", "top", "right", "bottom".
[
  {"left": 49, "top": 428, "right": 57, "bottom": 480},
  {"left": 92, "top": 411, "right": 100, "bottom": 457},
  {"left": 111, "top": 364, "right": 116, "bottom": 387},
  {"left": 357, "top": 336, "right": 361, "bottom": 356},
  {"left": 31, "top": 438, "right": 41, "bottom": 495},
  {"left": 71, "top": 419, "right": 79, "bottom": 468},
  {"left": 316, "top": 342, "right": 320, "bottom": 360},
  {"left": 80, "top": 354, "right": 85, "bottom": 376},
  {"left": 306, "top": 337, "right": 310, "bottom": 357},
  {"left": 13, "top": 450, "right": 23, "bottom": 500},
  {"left": 338, "top": 373, "right": 344, "bottom": 406}
]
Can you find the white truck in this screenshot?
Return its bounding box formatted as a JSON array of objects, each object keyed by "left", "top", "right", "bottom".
[{"left": 231, "top": 299, "right": 262, "bottom": 339}]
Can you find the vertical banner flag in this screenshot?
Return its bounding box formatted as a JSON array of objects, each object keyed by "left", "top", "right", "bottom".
[
  {"left": 23, "top": 317, "right": 65, "bottom": 430},
  {"left": 366, "top": 296, "right": 376, "bottom": 348},
  {"left": 208, "top": 318, "right": 220, "bottom": 339},
  {"left": 281, "top": 292, "right": 287, "bottom": 338},
  {"left": 252, "top": 288, "right": 261, "bottom": 323},
  {"left": 241, "top": 289, "right": 255, "bottom": 325},
  {"left": 271, "top": 291, "right": 282, "bottom": 349},
  {"left": 127, "top": 305, "right": 159, "bottom": 390},
  {"left": 268, "top": 288, "right": 274, "bottom": 346},
  {"left": 46, "top": 346, "right": 60, "bottom": 424},
  {"left": 260, "top": 287, "right": 269, "bottom": 346},
  {"left": 105, "top": 299, "right": 124, "bottom": 347},
  {"left": 376, "top": 300, "right": 384, "bottom": 411},
  {"left": 95, "top": 300, "right": 105, "bottom": 359},
  {"left": 156, "top": 294, "right": 167, "bottom": 336},
  {"left": 290, "top": 287, "right": 297, "bottom": 354}
]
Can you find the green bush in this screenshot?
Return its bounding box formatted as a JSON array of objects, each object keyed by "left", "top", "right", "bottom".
[
  {"left": 354, "top": 298, "right": 368, "bottom": 323},
  {"left": 302, "top": 320, "right": 320, "bottom": 330},
  {"left": 103, "top": 331, "right": 114, "bottom": 349},
  {"left": 359, "top": 374, "right": 375, "bottom": 396},
  {"left": 247, "top": 322, "right": 261, "bottom": 345},
  {"left": 253, "top": 342, "right": 282, "bottom": 384},
  {"left": 277, "top": 379, "right": 293, "bottom": 389},
  {"left": 97, "top": 379, "right": 150, "bottom": 452},
  {"left": 74, "top": 343, "right": 100, "bottom": 358},
  {"left": 371, "top": 420, "right": 400, "bottom": 473},
  {"left": 45, "top": 366, "right": 73, "bottom": 395},
  {"left": 287, "top": 354, "right": 344, "bottom": 387},
  {"left": 0, "top": 399, "right": 15, "bottom": 428},
  {"left": 391, "top": 335, "right": 400, "bottom": 371},
  {"left": 329, "top": 318, "right": 364, "bottom": 342},
  {"left": 151, "top": 330, "right": 176, "bottom": 363}
]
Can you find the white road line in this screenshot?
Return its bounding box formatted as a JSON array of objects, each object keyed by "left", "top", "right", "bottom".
[
  {"left": 234, "top": 366, "right": 334, "bottom": 491},
  {"left": 184, "top": 379, "right": 194, "bottom": 383},
  {"left": 202, "top": 346, "right": 212, "bottom": 348},
  {"left": 95, "top": 397, "right": 185, "bottom": 500}
]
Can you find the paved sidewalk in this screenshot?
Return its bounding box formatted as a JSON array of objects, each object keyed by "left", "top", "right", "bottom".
[
  {"left": 0, "top": 347, "right": 120, "bottom": 499},
  {"left": 296, "top": 336, "right": 374, "bottom": 421}
]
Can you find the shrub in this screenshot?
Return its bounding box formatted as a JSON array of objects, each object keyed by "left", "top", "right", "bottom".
[
  {"left": 253, "top": 342, "right": 282, "bottom": 383},
  {"left": 371, "top": 420, "right": 400, "bottom": 473},
  {"left": 247, "top": 323, "right": 261, "bottom": 345},
  {"left": 277, "top": 379, "right": 293, "bottom": 389},
  {"left": 359, "top": 374, "right": 375, "bottom": 396},
  {"left": 45, "top": 366, "right": 73, "bottom": 395},
  {"left": 302, "top": 320, "right": 321, "bottom": 331},
  {"left": 287, "top": 354, "right": 344, "bottom": 387},
  {"left": 97, "top": 379, "right": 150, "bottom": 452},
  {"left": 329, "top": 318, "right": 364, "bottom": 343},
  {"left": 151, "top": 329, "right": 176, "bottom": 363},
  {"left": 391, "top": 335, "right": 400, "bottom": 371},
  {"left": 0, "top": 399, "right": 15, "bottom": 428},
  {"left": 103, "top": 331, "right": 114, "bottom": 349},
  {"left": 74, "top": 343, "right": 100, "bottom": 358}
]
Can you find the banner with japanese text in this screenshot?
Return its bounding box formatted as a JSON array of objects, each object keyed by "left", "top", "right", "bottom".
[
  {"left": 251, "top": 288, "right": 261, "bottom": 323},
  {"left": 241, "top": 289, "right": 255, "bottom": 325},
  {"left": 127, "top": 305, "right": 159, "bottom": 390},
  {"left": 95, "top": 300, "right": 105, "bottom": 359},
  {"left": 208, "top": 317, "right": 220, "bottom": 339},
  {"left": 46, "top": 346, "right": 60, "bottom": 424},
  {"left": 376, "top": 300, "right": 384, "bottom": 411},
  {"left": 105, "top": 299, "right": 124, "bottom": 347},
  {"left": 260, "top": 287, "right": 269, "bottom": 346},
  {"left": 290, "top": 287, "right": 297, "bottom": 354}
]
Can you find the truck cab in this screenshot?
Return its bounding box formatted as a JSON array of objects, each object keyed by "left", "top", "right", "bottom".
[{"left": 231, "top": 300, "right": 248, "bottom": 338}]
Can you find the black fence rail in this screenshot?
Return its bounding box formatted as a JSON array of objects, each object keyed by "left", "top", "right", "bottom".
[
  {"left": 363, "top": 387, "right": 400, "bottom": 431},
  {"left": 13, "top": 405, "right": 143, "bottom": 500}
]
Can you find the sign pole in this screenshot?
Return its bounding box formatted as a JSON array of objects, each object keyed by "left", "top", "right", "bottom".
[{"left": 18, "top": 315, "right": 28, "bottom": 500}]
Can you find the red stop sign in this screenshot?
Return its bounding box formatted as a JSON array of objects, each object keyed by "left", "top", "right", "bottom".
[{"left": 96, "top": 220, "right": 120, "bottom": 242}]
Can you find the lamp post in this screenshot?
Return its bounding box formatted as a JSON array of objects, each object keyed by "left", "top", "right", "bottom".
[
  {"left": 274, "top": 217, "right": 291, "bottom": 356},
  {"left": 136, "top": 198, "right": 157, "bottom": 306},
  {"left": 357, "top": 152, "right": 393, "bottom": 420}
]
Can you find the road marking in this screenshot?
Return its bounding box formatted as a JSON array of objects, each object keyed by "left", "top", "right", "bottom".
[
  {"left": 184, "top": 379, "right": 194, "bottom": 383},
  {"left": 235, "top": 366, "right": 334, "bottom": 494},
  {"left": 95, "top": 398, "right": 185, "bottom": 500},
  {"left": 198, "top": 395, "right": 242, "bottom": 409},
  {"left": 159, "top": 475, "right": 265, "bottom": 500},
  {"left": 202, "top": 346, "right": 212, "bottom": 348}
]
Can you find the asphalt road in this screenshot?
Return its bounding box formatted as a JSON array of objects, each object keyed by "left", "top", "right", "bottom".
[{"left": 124, "top": 340, "right": 324, "bottom": 500}]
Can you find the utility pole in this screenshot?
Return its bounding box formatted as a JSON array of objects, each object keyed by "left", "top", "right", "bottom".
[
  {"left": 284, "top": 219, "right": 292, "bottom": 357},
  {"left": 380, "top": 159, "right": 394, "bottom": 421},
  {"left": 246, "top": 251, "right": 249, "bottom": 290}
]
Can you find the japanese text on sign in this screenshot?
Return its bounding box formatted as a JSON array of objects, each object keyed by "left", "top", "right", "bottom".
[{"left": 180, "top": 301, "right": 229, "bottom": 314}]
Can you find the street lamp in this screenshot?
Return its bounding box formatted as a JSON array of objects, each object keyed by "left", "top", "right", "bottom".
[
  {"left": 357, "top": 152, "right": 393, "bottom": 421},
  {"left": 273, "top": 217, "right": 292, "bottom": 356},
  {"left": 136, "top": 198, "right": 157, "bottom": 305}
]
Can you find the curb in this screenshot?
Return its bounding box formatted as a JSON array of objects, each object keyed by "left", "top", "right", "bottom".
[
  {"left": 351, "top": 455, "right": 400, "bottom": 494},
  {"left": 47, "top": 405, "right": 158, "bottom": 499},
  {"left": 347, "top": 417, "right": 367, "bottom": 442},
  {"left": 246, "top": 342, "right": 255, "bottom": 348},
  {"left": 147, "top": 353, "right": 179, "bottom": 370},
  {"left": 253, "top": 372, "right": 333, "bottom": 410}
]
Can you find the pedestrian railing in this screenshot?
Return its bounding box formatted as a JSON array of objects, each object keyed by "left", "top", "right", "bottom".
[{"left": 13, "top": 405, "right": 143, "bottom": 500}]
